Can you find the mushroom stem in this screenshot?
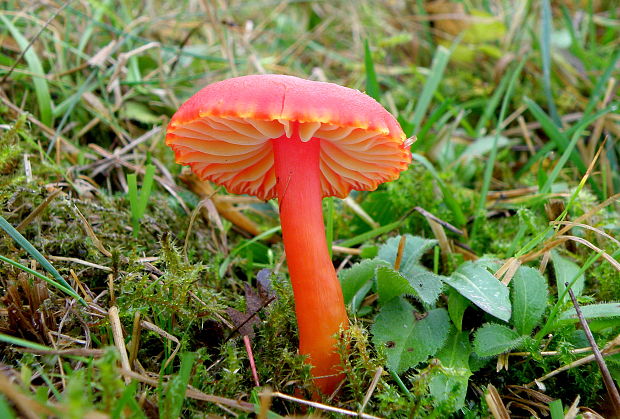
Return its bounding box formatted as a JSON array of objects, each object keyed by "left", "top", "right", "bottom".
[{"left": 273, "top": 127, "right": 349, "bottom": 395}]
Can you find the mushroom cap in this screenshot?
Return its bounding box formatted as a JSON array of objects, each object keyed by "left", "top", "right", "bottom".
[{"left": 166, "top": 74, "right": 411, "bottom": 200}]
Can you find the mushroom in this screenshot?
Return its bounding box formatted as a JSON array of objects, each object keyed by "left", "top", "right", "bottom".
[{"left": 165, "top": 75, "right": 411, "bottom": 394}]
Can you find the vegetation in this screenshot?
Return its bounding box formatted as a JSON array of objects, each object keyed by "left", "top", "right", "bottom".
[{"left": 1, "top": 0, "right": 619, "bottom": 417}]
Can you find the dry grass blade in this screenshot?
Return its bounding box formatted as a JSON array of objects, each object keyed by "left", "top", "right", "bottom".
[
  {"left": 521, "top": 235, "right": 620, "bottom": 272},
  {"left": 119, "top": 368, "right": 254, "bottom": 412},
  {"left": 567, "top": 286, "right": 620, "bottom": 414},
  {"left": 48, "top": 256, "right": 112, "bottom": 272},
  {"left": 485, "top": 384, "right": 510, "bottom": 419},
  {"left": 359, "top": 366, "right": 383, "bottom": 414},
  {"left": 551, "top": 220, "right": 620, "bottom": 247},
  {"left": 530, "top": 347, "right": 620, "bottom": 388},
  {"left": 0, "top": 371, "right": 49, "bottom": 419},
  {"left": 260, "top": 390, "right": 382, "bottom": 418},
  {"left": 494, "top": 257, "right": 522, "bottom": 285},
  {"left": 71, "top": 203, "right": 112, "bottom": 257},
  {"left": 16, "top": 188, "right": 62, "bottom": 231},
  {"left": 108, "top": 306, "right": 131, "bottom": 383},
  {"left": 140, "top": 319, "right": 181, "bottom": 371}
]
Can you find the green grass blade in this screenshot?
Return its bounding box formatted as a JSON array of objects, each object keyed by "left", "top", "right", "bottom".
[
  {"left": 540, "top": 0, "right": 561, "bottom": 126},
  {"left": 548, "top": 399, "right": 564, "bottom": 419},
  {"left": 137, "top": 165, "right": 156, "bottom": 217},
  {"left": 218, "top": 226, "right": 282, "bottom": 278},
  {"left": 0, "top": 331, "right": 52, "bottom": 351},
  {"left": 127, "top": 173, "right": 140, "bottom": 236},
  {"left": 0, "top": 215, "right": 79, "bottom": 296},
  {"left": 471, "top": 58, "right": 525, "bottom": 240},
  {"left": 410, "top": 44, "right": 453, "bottom": 149},
  {"left": 580, "top": 48, "right": 620, "bottom": 121},
  {"left": 540, "top": 104, "right": 618, "bottom": 194},
  {"left": 0, "top": 14, "right": 54, "bottom": 126},
  {"left": 0, "top": 255, "right": 85, "bottom": 304},
  {"left": 364, "top": 40, "right": 380, "bottom": 101},
  {"left": 473, "top": 66, "right": 511, "bottom": 137},
  {"left": 523, "top": 97, "right": 587, "bottom": 174},
  {"left": 161, "top": 352, "right": 196, "bottom": 418},
  {"left": 338, "top": 220, "right": 402, "bottom": 248}
]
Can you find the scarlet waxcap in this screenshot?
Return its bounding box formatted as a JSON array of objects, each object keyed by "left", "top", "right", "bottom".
[{"left": 166, "top": 74, "right": 411, "bottom": 200}]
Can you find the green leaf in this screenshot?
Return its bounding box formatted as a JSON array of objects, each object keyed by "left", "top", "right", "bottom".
[
  {"left": 510, "top": 266, "right": 548, "bottom": 335},
  {"left": 473, "top": 323, "right": 525, "bottom": 357},
  {"left": 558, "top": 302, "right": 620, "bottom": 324},
  {"left": 551, "top": 250, "right": 585, "bottom": 304},
  {"left": 372, "top": 298, "right": 450, "bottom": 372},
  {"left": 447, "top": 287, "right": 469, "bottom": 331},
  {"left": 377, "top": 235, "right": 444, "bottom": 305},
  {"left": 444, "top": 261, "right": 511, "bottom": 321},
  {"left": 339, "top": 259, "right": 387, "bottom": 310}
]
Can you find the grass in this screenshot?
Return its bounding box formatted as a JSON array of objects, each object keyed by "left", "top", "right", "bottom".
[{"left": 0, "top": 0, "right": 619, "bottom": 417}]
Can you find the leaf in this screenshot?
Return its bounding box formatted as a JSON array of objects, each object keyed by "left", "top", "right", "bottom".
[
  {"left": 428, "top": 371, "right": 470, "bottom": 412},
  {"left": 339, "top": 259, "right": 387, "bottom": 306},
  {"left": 436, "top": 329, "right": 470, "bottom": 369},
  {"left": 121, "top": 101, "right": 162, "bottom": 124},
  {"left": 378, "top": 235, "right": 437, "bottom": 268},
  {"left": 372, "top": 298, "right": 450, "bottom": 373},
  {"left": 551, "top": 250, "right": 585, "bottom": 304},
  {"left": 377, "top": 235, "right": 444, "bottom": 305},
  {"left": 510, "top": 266, "right": 548, "bottom": 335},
  {"left": 473, "top": 323, "right": 525, "bottom": 357},
  {"left": 558, "top": 302, "right": 620, "bottom": 324},
  {"left": 447, "top": 287, "right": 469, "bottom": 331},
  {"left": 444, "top": 261, "right": 511, "bottom": 321},
  {"left": 376, "top": 266, "right": 416, "bottom": 304}
]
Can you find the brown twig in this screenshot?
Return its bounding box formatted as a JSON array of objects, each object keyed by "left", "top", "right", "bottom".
[{"left": 567, "top": 284, "right": 620, "bottom": 415}]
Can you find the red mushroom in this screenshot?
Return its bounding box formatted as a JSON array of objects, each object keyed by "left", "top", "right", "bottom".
[{"left": 166, "top": 75, "right": 411, "bottom": 394}]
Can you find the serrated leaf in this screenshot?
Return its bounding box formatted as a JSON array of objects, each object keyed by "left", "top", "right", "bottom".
[
  {"left": 340, "top": 259, "right": 387, "bottom": 309},
  {"left": 405, "top": 266, "right": 445, "bottom": 306},
  {"left": 473, "top": 323, "right": 525, "bottom": 357},
  {"left": 510, "top": 266, "right": 548, "bottom": 335},
  {"left": 372, "top": 299, "right": 450, "bottom": 373},
  {"left": 551, "top": 250, "right": 584, "bottom": 304},
  {"left": 558, "top": 302, "right": 620, "bottom": 324},
  {"left": 376, "top": 266, "right": 416, "bottom": 304},
  {"left": 377, "top": 235, "right": 443, "bottom": 305},
  {"left": 444, "top": 261, "right": 511, "bottom": 321}
]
